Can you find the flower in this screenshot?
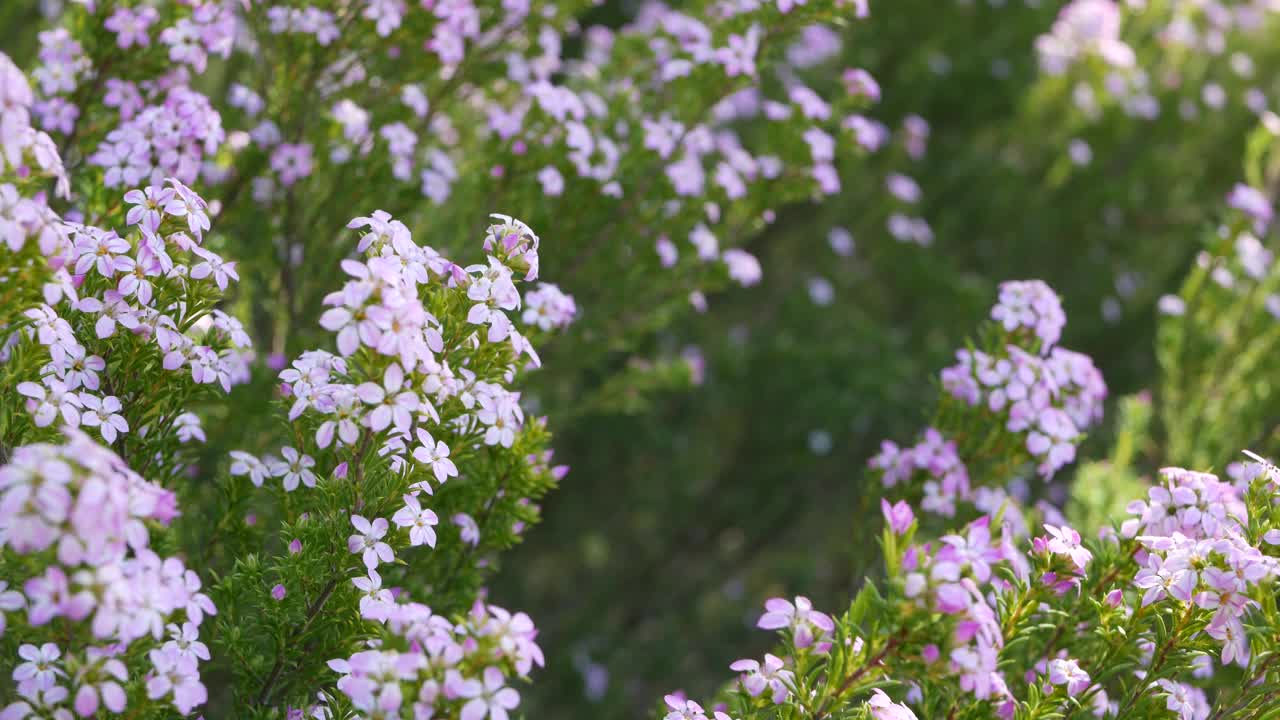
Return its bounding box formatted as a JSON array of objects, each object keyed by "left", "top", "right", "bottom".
[
  {"left": 270, "top": 447, "right": 316, "bottom": 491},
  {"left": 1041, "top": 524, "right": 1092, "bottom": 571},
  {"left": 730, "top": 653, "right": 793, "bottom": 703},
  {"left": 454, "top": 513, "right": 480, "bottom": 546},
  {"left": 756, "top": 596, "right": 834, "bottom": 648},
  {"left": 146, "top": 646, "right": 207, "bottom": 714},
  {"left": 867, "top": 688, "right": 918, "bottom": 720},
  {"left": 347, "top": 515, "right": 393, "bottom": 569},
  {"left": 14, "top": 643, "right": 63, "bottom": 693},
  {"left": 16, "top": 379, "right": 81, "bottom": 427},
  {"left": 78, "top": 394, "right": 128, "bottom": 443},
  {"left": 229, "top": 451, "right": 271, "bottom": 487},
  {"left": 458, "top": 667, "right": 520, "bottom": 720},
  {"left": 412, "top": 429, "right": 458, "bottom": 484},
  {"left": 392, "top": 494, "right": 439, "bottom": 548},
  {"left": 881, "top": 499, "right": 914, "bottom": 535},
  {"left": 1046, "top": 657, "right": 1091, "bottom": 695}
]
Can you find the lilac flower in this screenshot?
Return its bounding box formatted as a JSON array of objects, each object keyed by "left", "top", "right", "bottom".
[
  {"left": 351, "top": 570, "right": 393, "bottom": 620},
  {"left": 536, "top": 166, "right": 564, "bottom": 197},
  {"left": 1046, "top": 657, "right": 1091, "bottom": 695},
  {"left": 866, "top": 688, "right": 918, "bottom": 720},
  {"left": 842, "top": 69, "right": 881, "bottom": 102},
  {"left": 1133, "top": 553, "right": 1196, "bottom": 606},
  {"left": 78, "top": 394, "right": 128, "bottom": 443},
  {"left": 729, "top": 653, "right": 792, "bottom": 703},
  {"left": 881, "top": 499, "right": 914, "bottom": 535},
  {"left": 718, "top": 25, "right": 761, "bottom": 77},
  {"left": 1207, "top": 616, "right": 1250, "bottom": 667},
  {"left": 269, "top": 447, "right": 316, "bottom": 491},
  {"left": 357, "top": 363, "right": 420, "bottom": 433},
  {"left": 124, "top": 185, "right": 179, "bottom": 233},
  {"left": 412, "top": 429, "right": 458, "bottom": 484},
  {"left": 392, "top": 494, "right": 439, "bottom": 548},
  {"left": 756, "top": 596, "right": 834, "bottom": 648},
  {"left": 1227, "top": 183, "right": 1273, "bottom": 231},
  {"left": 104, "top": 6, "right": 158, "bottom": 49},
  {"left": 73, "top": 653, "right": 128, "bottom": 714},
  {"left": 0, "top": 581, "right": 24, "bottom": 635},
  {"left": 270, "top": 143, "right": 313, "bottom": 186},
  {"left": 73, "top": 229, "right": 130, "bottom": 277},
  {"left": 1041, "top": 524, "right": 1092, "bottom": 571},
  {"left": 14, "top": 643, "right": 64, "bottom": 692},
  {"left": 459, "top": 667, "right": 520, "bottom": 720},
  {"left": 229, "top": 451, "right": 271, "bottom": 487},
  {"left": 16, "top": 379, "right": 81, "bottom": 427},
  {"left": 722, "top": 249, "right": 762, "bottom": 287},
  {"left": 146, "top": 646, "right": 207, "bottom": 714},
  {"left": 348, "top": 515, "right": 393, "bottom": 569},
  {"left": 990, "top": 280, "right": 1066, "bottom": 351},
  {"left": 190, "top": 247, "right": 239, "bottom": 290},
  {"left": 664, "top": 695, "right": 706, "bottom": 720},
  {"left": 454, "top": 513, "right": 480, "bottom": 546}
]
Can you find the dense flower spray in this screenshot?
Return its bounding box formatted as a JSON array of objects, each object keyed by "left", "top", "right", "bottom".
[{"left": 649, "top": 281, "right": 1280, "bottom": 720}]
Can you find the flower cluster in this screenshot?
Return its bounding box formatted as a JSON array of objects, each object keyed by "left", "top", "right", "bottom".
[
  {"left": 869, "top": 280, "right": 1106, "bottom": 528},
  {"left": 90, "top": 83, "right": 224, "bottom": 189},
  {"left": 211, "top": 210, "right": 564, "bottom": 713},
  {"left": 656, "top": 443, "right": 1280, "bottom": 720},
  {"left": 935, "top": 282, "right": 1106, "bottom": 479},
  {"left": 1, "top": 53, "right": 249, "bottom": 486},
  {"left": 0, "top": 429, "right": 214, "bottom": 716},
  {"left": 1035, "top": 0, "right": 1134, "bottom": 76},
  {"left": 325, "top": 597, "right": 543, "bottom": 720},
  {"left": 869, "top": 428, "right": 970, "bottom": 517},
  {"left": 7, "top": 177, "right": 251, "bottom": 452}
]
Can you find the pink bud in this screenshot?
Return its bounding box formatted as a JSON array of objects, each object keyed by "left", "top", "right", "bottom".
[
  {"left": 288, "top": 539, "right": 302, "bottom": 555},
  {"left": 271, "top": 584, "right": 286, "bottom": 601},
  {"left": 880, "top": 498, "right": 914, "bottom": 535},
  {"left": 922, "top": 644, "right": 940, "bottom": 663},
  {"left": 334, "top": 462, "right": 349, "bottom": 479},
  {"left": 1105, "top": 588, "right": 1123, "bottom": 608}
]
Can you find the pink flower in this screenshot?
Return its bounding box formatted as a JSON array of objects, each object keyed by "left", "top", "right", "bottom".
[
  {"left": 347, "top": 515, "right": 393, "bottom": 569},
  {"left": 881, "top": 499, "right": 914, "bottom": 535},
  {"left": 1046, "top": 657, "right": 1090, "bottom": 695},
  {"left": 756, "top": 596, "right": 834, "bottom": 648},
  {"left": 1041, "top": 524, "right": 1093, "bottom": 571},
  {"left": 412, "top": 429, "right": 458, "bottom": 484},
  {"left": 229, "top": 451, "right": 271, "bottom": 487},
  {"left": 458, "top": 667, "right": 520, "bottom": 720},
  {"left": 867, "top": 688, "right": 918, "bottom": 720},
  {"left": 104, "top": 6, "right": 158, "bottom": 49},
  {"left": 190, "top": 247, "right": 239, "bottom": 290},
  {"left": 78, "top": 394, "right": 128, "bottom": 444},
  {"left": 269, "top": 447, "right": 316, "bottom": 491},
  {"left": 146, "top": 646, "right": 207, "bottom": 714},
  {"left": 392, "top": 494, "right": 439, "bottom": 548},
  {"left": 729, "top": 653, "right": 792, "bottom": 703},
  {"left": 453, "top": 513, "right": 480, "bottom": 546},
  {"left": 14, "top": 643, "right": 64, "bottom": 692}
]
